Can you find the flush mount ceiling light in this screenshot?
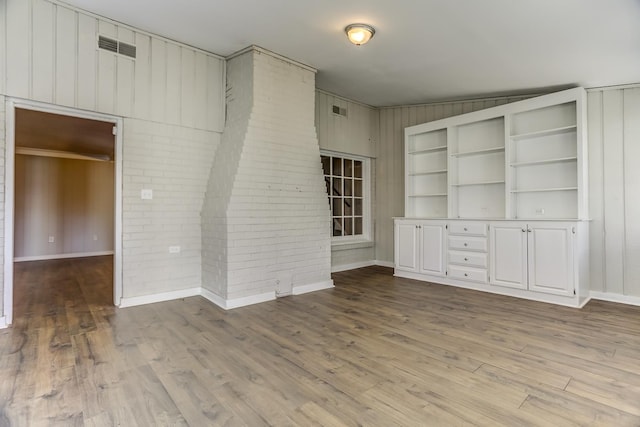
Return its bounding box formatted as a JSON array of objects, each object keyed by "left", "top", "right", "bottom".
[{"left": 345, "top": 23, "right": 375, "bottom": 46}]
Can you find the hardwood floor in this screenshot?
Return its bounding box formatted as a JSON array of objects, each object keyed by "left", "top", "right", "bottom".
[{"left": 1, "top": 258, "right": 640, "bottom": 426}]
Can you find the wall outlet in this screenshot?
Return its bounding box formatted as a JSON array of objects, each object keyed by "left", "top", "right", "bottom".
[
  {"left": 141, "top": 189, "right": 153, "bottom": 200},
  {"left": 536, "top": 208, "right": 545, "bottom": 215},
  {"left": 169, "top": 246, "right": 181, "bottom": 254},
  {"left": 48, "top": 236, "right": 55, "bottom": 243}
]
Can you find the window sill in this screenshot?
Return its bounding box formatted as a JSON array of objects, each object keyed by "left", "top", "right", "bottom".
[{"left": 331, "top": 240, "right": 374, "bottom": 251}]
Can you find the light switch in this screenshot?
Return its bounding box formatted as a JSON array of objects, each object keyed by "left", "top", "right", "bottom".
[
  {"left": 169, "top": 246, "right": 181, "bottom": 254},
  {"left": 141, "top": 189, "right": 153, "bottom": 200}
]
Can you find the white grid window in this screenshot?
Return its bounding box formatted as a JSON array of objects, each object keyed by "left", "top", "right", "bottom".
[{"left": 321, "top": 152, "right": 370, "bottom": 241}]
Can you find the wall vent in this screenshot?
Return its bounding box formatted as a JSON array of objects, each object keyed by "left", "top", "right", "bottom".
[
  {"left": 98, "top": 35, "right": 136, "bottom": 59},
  {"left": 332, "top": 105, "right": 347, "bottom": 117}
]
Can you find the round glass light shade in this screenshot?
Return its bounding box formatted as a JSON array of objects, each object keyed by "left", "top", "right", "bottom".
[{"left": 345, "top": 24, "right": 375, "bottom": 46}]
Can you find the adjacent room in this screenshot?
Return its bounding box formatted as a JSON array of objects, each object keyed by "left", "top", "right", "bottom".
[{"left": 0, "top": 0, "right": 639, "bottom": 425}]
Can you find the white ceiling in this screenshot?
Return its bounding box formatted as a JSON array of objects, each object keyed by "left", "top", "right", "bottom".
[{"left": 60, "top": 0, "right": 640, "bottom": 107}]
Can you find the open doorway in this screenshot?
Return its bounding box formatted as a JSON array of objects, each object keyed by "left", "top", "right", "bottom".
[{"left": 3, "top": 99, "right": 123, "bottom": 325}]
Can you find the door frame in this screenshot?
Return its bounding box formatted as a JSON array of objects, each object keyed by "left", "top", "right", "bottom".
[{"left": 3, "top": 98, "right": 124, "bottom": 325}]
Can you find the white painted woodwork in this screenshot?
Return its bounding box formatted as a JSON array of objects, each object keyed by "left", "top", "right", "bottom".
[
  {"left": 394, "top": 222, "right": 418, "bottom": 272},
  {"left": 1, "top": 0, "right": 224, "bottom": 132},
  {"left": 418, "top": 222, "right": 446, "bottom": 277},
  {"left": 527, "top": 224, "right": 574, "bottom": 297},
  {"left": 489, "top": 223, "right": 527, "bottom": 289}
]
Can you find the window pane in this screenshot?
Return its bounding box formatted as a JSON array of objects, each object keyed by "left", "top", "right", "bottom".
[
  {"left": 324, "top": 177, "right": 331, "bottom": 196},
  {"left": 344, "top": 217, "right": 353, "bottom": 236},
  {"left": 332, "top": 177, "right": 342, "bottom": 196},
  {"left": 333, "top": 218, "right": 342, "bottom": 237},
  {"left": 344, "top": 198, "right": 353, "bottom": 216},
  {"left": 321, "top": 156, "right": 330, "bottom": 175},
  {"left": 332, "top": 157, "right": 342, "bottom": 176},
  {"left": 332, "top": 198, "right": 342, "bottom": 216},
  {"left": 355, "top": 217, "right": 363, "bottom": 235},
  {"left": 354, "top": 179, "right": 362, "bottom": 197},
  {"left": 344, "top": 178, "right": 352, "bottom": 196},
  {"left": 354, "top": 198, "right": 363, "bottom": 216},
  {"left": 354, "top": 160, "right": 363, "bottom": 178},
  {"left": 344, "top": 159, "right": 353, "bottom": 177}
]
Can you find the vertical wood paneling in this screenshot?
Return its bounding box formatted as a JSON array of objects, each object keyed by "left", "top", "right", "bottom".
[
  {"left": 97, "top": 21, "right": 117, "bottom": 114},
  {"left": 180, "top": 49, "right": 196, "bottom": 128},
  {"left": 133, "top": 33, "right": 151, "bottom": 119},
  {"left": 587, "top": 91, "right": 605, "bottom": 292},
  {"left": 115, "top": 27, "right": 134, "bottom": 117},
  {"left": 193, "top": 52, "right": 208, "bottom": 129},
  {"left": 76, "top": 13, "right": 97, "bottom": 111},
  {"left": 622, "top": 88, "right": 640, "bottom": 296},
  {"left": 6, "top": 0, "right": 31, "bottom": 98},
  {"left": 601, "top": 90, "right": 625, "bottom": 295},
  {"left": 55, "top": 5, "right": 77, "bottom": 106},
  {"left": 165, "top": 43, "right": 181, "bottom": 125},
  {"left": 150, "top": 38, "right": 167, "bottom": 123},
  {"left": 31, "top": 0, "right": 54, "bottom": 102}
]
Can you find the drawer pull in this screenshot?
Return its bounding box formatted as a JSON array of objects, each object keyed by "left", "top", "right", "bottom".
[
  {"left": 464, "top": 243, "right": 468, "bottom": 247},
  {"left": 463, "top": 227, "right": 468, "bottom": 231},
  {"left": 464, "top": 273, "right": 469, "bottom": 277},
  {"left": 464, "top": 257, "right": 469, "bottom": 261}
]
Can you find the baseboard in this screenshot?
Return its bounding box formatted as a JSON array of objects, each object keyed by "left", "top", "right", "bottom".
[
  {"left": 293, "top": 279, "right": 334, "bottom": 295},
  {"left": 332, "top": 261, "right": 375, "bottom": 273},
  {"left": 375, "top": 260, "right": 394, "bottom": 268},
  {"left": 589, "top": 291, "right": 640, "bottom": 307},
  {"left": 200, "top": 287, "right": 228, "bottom": 309},
  {"left": 118, "top": 287, "right": 201, "bottom": 308},
  {"left": 15, "top": 251, "right": 114, "bottom": 262},
  {"left": 201, "top": 288, "right": 276, "bottom": 310},
  {"left": 0, "top": 316, "right": 6, "bottom": 329}
]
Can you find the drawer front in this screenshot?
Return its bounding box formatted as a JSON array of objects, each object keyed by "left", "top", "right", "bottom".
[
  {"left": 449, "top": 266, "right": 488, "bottom": 283},
  {"left": 449, "top": 222, "right": 487, "bottom": 237},
  {"left": 448, "top": 251, "right": 487, "bottom": 268},
  {"left": 448, "top": 236, "right": 488, "bottom": 252}
]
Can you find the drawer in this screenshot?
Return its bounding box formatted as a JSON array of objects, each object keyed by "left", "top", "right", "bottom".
[
  {"left": 448, "top": 222, "right": 487, "bottom": 237},
  {"left": 448, "top": 266, "right": 488, "bottom": 283},
  {"left": 448, "top": 251, "right": 487, "bottom": 268},
  {"left": 448, "top": 236, "right": 488, "bottom": 252}
]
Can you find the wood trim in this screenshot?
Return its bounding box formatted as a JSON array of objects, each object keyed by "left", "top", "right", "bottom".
[
  {"left": 14, "top": 251, "right": 114, "bottom": 262},
  {"left": 118, "top": 287, "right": 201, "bottom": 308}
]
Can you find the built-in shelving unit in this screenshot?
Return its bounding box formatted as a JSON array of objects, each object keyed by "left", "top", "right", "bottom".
[{"left": 403, "top": 87, "right": 587, "bottom": 220}]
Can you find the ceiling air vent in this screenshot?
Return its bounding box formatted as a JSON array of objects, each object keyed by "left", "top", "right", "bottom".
[
  {"left": 332, "top": 105, "right": 347, "bottom": 117},
  {"left": 98, "top": 35, "right": 118, "bottom": 53},
  {"left": 98, "top": 35, "right": 136, "bottom": 59}
]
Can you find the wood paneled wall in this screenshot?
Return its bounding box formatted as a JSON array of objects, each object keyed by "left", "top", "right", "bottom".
[
  {"left": 375, "top": 96, "right": 531, "bottom": 264},
  {"left": 1, "top": 0, "right": 224, "bottom": 132},
  {"left": 14, "top": 155, "right": 114, "bottom": 259},
  {"left": 588, "top": 86, "right": 640, "bottom": 297}
]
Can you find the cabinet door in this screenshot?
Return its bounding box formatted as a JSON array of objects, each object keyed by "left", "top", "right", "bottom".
[
  {"left": 490, "top": 223, "right": 527, "bottom": 289},
  {"left": 395, "top": 221, "right": 418, "bottom": 272},
  {"left": 528, "top": 223, "right": 574, "bottom": 296},
  {"left": 419, "top": 222, "right": 446, "bottom": 277}
]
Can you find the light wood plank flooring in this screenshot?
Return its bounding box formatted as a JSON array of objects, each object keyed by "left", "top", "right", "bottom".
[{"left": 1, "top": 257, "right": 640, "bottom": 426}]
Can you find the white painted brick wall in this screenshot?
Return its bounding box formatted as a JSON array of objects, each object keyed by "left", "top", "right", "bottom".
[
  {"left": 123, "top": 118, "right": 218, "bottom": 297},
  {"left": 201, "top": 48, "right": 331, "bottom": 301}
]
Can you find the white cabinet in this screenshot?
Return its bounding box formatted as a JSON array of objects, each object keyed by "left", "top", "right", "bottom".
[
  {"left": 490, "top": 222, "right": 574, "bottom": 296},
  {"left": 447, "top": 221, "right": 489, "bottom": 284},
  {"left": 394, "top": 220, "right": 446, "bottom": 277}
]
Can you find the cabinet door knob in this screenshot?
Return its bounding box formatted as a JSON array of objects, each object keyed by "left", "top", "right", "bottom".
[
  {"left": 522, "top": 228, "right": 526, "bottom": 232},
  {"left": 527, "top": 228, "right": 532, "bottom": 233}
]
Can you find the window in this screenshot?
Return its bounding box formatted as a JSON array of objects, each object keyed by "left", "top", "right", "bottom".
[{"left": 321, "top": 152, "right": 370, "bottom": 242}]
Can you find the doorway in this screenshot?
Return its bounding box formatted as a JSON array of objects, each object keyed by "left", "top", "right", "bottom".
[{"left": 3, "top": 99, "right": 123, "bottom": 325}]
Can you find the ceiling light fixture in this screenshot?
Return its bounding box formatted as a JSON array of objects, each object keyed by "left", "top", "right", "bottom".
[{"left": 345, "top": 23, "right": 375, "bottom": 46}]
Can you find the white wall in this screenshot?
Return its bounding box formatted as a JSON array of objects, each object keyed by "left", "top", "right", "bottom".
[
  {"left": 588, "top": 86, "right": 640, "bottom": 298},
  {"left": 315, "top": 90, "right": 379, "bottom": 270},
  {"left": 14, "top": 155, "right": 114, "bottom": 259},
  {"left": 0, "top": 0, "right": 225, "bottom": 314}
]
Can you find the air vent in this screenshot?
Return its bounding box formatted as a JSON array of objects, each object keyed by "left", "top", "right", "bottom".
[
  {"left": 118, "top": 42, "right": 136, "bottom": 59},
  {"left": 98, "top": 35, "right": 118, "bottom": 53},
  {"left": 98, "top": 35, "right": 136, "bottom": 59},
  {"left": 332, "top": 105, "right": 347, "bottom": 117}
]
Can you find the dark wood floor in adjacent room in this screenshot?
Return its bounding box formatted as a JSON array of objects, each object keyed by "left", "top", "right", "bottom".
[{"left": 1, "top": 257, "right": 640, "bottom": 426}]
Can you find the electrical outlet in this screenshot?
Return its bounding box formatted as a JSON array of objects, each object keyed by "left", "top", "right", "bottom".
[
  {"left": 48, "top": 236, "right": 55, "bottom": 243},
  {"left": 169, "top": 246, "right": 181, "bottom": 254},
  {"left": 536, "top": 208, "right": 545, "bottom": 215},
  {"left": 141, "top": 189, "right": 153, "bottom": 200}
]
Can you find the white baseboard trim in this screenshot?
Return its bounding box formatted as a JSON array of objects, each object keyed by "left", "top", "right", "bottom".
[
  {"left": 15, "top": 251, "right": 114, "bottom": 262},
  {"left": 201, "top": 288, "right": 276, "bottom": 310},
  {"left": 332, "top": 261, "right": 375, "bottom": 273},
  {"left": 118, "top": 287, "right": 201, "bottom": 308},
  {"left": 293, "top": 280, "right": 334, "bottom": 295},
  {"left": 589, "top": 291, "right": 640, "bottom": 307},
  {"left": 375, "top": 260, "right": 394, "bottom": 268},
  {"left": 0, "top": 316, "right": 7, "bottom": 329}
]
